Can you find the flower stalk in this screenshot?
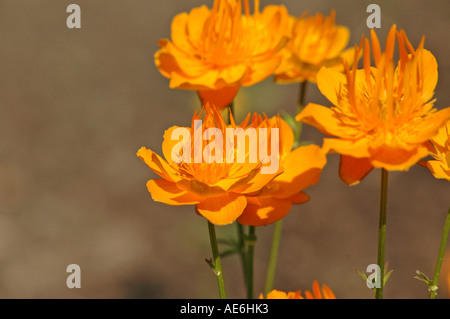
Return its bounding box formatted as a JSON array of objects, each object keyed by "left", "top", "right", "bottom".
[
  {"left": 376, "top": 168, "right": 389, "bottom": 299},
  {"left": 246, "top": 226, "right": 257, "bottom": 299},
  {"left": 264, "top": 220, "right": 283, "bottom": 296},
  {"left": 207, "top": 221, "right": 226, "bottom": 299},
  {"left": 430, "top": 206, "right": 450, "bottom": 299}
]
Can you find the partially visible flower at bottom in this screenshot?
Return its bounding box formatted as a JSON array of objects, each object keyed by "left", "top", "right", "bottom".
[
  {"left": 420, "top": 121, "right": 450, "bottom": 181},
  {"left": 260, "top": 281, "right": 336, "bottom": 299}
]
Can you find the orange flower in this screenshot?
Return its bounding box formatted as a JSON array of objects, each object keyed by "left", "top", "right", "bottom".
[
  {"left": 275, "top": 10, "right": 356, "bottom": 84},
  {"left": 296, "top": 25, "right": 450, "bottom": 185},
  {"left": 155, "top": 0, "right": 290, "bottom": 109},
  {"left": 237, "top": 116, "right": 327, "bottom": 226},
  {"left": 260, "top": 281, "right": 336, "bottom": 299},
  {"left": 422, "top": 121, "right": 450, "bottom": 181},
  {"left": 137, "top": 104, "right": 283, "bottom": 225}
]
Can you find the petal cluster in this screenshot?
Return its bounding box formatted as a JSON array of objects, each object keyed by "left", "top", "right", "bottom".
[
  {"left": 275, "top": 10, "right": 355, "bottom": 84},
  {"left": 155, "top": 0, "right": 290, "bottom": 109},
  {"left": 238, "top": 116, "right": 326, "bottom": 226},
  {"left": 296, "top": 25, "right": 450, "bottom": 185},
  {"left": 137, "top": 104, "right": 283, "bottom": 225}
]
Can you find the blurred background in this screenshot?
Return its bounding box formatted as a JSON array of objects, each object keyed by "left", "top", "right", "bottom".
[{"left": 0, "top": 0, "right": 449, "bottom": 299}]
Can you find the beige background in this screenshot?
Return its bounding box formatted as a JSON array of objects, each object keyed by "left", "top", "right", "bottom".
[{"left": 0, "top": 0, "right": 449, "bottom": 299}]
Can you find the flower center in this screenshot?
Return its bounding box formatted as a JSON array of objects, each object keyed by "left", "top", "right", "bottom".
[{"left": 197, "top": 0, "right": 271, "bottom": 68}]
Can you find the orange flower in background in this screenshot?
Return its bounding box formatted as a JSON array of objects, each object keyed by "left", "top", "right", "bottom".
[
  {"left": 137, "top": 104, "right": 283, "bottom": 225},
  {"left": 296, "top": 25, "right": 450, "bottom": 185},
  {"left": 237, "top": 115, "right": 326, "bottom": 226},
  {"left": 275, "top": 10, "right": 356, "bottom": 84},
  {"left": 262, "top": 289, "right": 302, "bottom": 299},
  {"left": 421, "top": 121, "right": 450, "bottom": 181},
  {"left": 261, "top": 281, "right": 336, "bottom": 299},
  {"left": 155, "top": 0, "right": 290, "bottom": 109}
]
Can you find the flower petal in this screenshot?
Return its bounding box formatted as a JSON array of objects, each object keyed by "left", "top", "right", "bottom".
[
  {"left": 196, "top": 193, "right": 247, "bottom": 225},
  {"left": 186, "top": 5, "right": 210, "bottom": 47},
  {"left": 154, "top": 45, "right": 185, "bottom": 79},
  {"left": 323, "top": 137, "right": 371, "bottom": 158},
  {"left": 176, "top": 179, "right": 227, "bottom": 197},
  {"left": 369, "top": 145, "right": 430, "bottom": 171},
  {"left": 322, "top": 284, "right": 337, "bottom": 299},
  {"left": 325, "top": 26, "right": 350, "bottom": 60},
  {"left": 243, "top": 57, "right": 282, "bottom": 87},
  {"left": 312, "top": 280, "right": 323, "bottom": 299},
  {"left": 137, "top": 147, "right": 180, "bottom": 182},
  {"left": 403, "top": 108, "right": 450, "bottom": 144},
  {"left": 285, "top": 191, "right": 310, "bottom": 204},
  {"left": 171, "top": 13, "right": 192, "bottom": 52},
  {"left": 198, "top": 86, "right": 240, "bottom": 110},
  {"left": 230, "top": 164, "right": 283, "bottom": 194},
  {"left": 339, "top": 155, "right": 374, "bottom": 186},
  {"left": 296, "top": 103, "right": 357, "bottom": 138},
  {"left": 420, "top": 49, "right": 438, "bottom": 102},
  {"left": 316, "top": 67, "right": 347, "bottom": 106},
  {"left": 147, "top": 179, "right": 202, "bottom": 205},
  {"left": 271, "top": 145, "right": 326, "bottom": 198},
  {"left": 238, "top": 196, "right": 292, "bottom": 226},
  {"left": 426, "top": 160, "right": 450, "bottom": 181}
]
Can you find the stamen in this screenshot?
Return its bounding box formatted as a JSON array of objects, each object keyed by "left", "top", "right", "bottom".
[{"left": 370, "top": 29, "right": 381, "bottom": 67}]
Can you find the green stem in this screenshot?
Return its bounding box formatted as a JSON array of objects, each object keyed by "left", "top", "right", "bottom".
[
  {"left": 237, "top": 223, "right": 247, "bottom": 288},
  {"left": 246, "top": 226, "right": 256, "bottom": 299},
  {"left": 375, "top": 168, "right": 389, "bottom": 299},
  {"left": 295, "top": 81, "right": 308, "bottom": 145},
  {"left": 430, "top": 207, "right": 450, "bottom": 299},
  {"left": 208, "top": 221, "right": 226, "bottom": 299},
  {"left": 264, "top": 220, "right": 283, "bottom": 296},
  {"left": 227, "top": 101, "right": 248, "bottom": 292},
  {"left": 298, "top": 81, "right": 308, "bottom": 110},
  {"left": 229, "top": 100, "right": 235, "bottom": 122}
]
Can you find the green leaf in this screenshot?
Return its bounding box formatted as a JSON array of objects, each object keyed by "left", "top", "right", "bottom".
[
  {"left": 354, "top": 268, "right": 369, "bottom": 282},
  {"left": 280, "top": 111, "right": 297, "bottom": 133},
  {"left": 219, "top": 248, "right": 239, "bottom": 259}
]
